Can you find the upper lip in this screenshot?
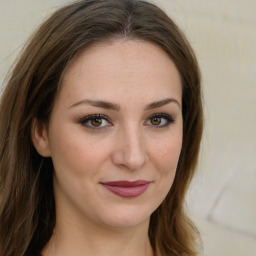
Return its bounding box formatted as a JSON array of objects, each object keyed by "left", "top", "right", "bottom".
[{"left": 100, "top": 180, "right": 151, "bottom": 187}]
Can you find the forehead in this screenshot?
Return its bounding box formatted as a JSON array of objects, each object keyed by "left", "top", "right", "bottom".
[{"left": 59, "top": 39, "right": 182, "bottom": 106}]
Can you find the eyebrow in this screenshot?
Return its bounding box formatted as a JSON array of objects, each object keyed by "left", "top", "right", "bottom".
[
  {"left": 144, "top": 98, "right": 180, "bottom": 110},
  {"left": 69, "top": 98, "right": 180, "bottom": 110},
  {"left": 69, "top": 99, "right": 120, "bottom": 110}
]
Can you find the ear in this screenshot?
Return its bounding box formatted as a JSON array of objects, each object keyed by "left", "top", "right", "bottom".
[{"left": 31, "top": 118, "right": 51, "bottom": 157}]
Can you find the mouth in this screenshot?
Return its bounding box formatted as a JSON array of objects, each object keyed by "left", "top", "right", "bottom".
[{"left": 100, "top": 180, "right": 151, "bottom": 198}]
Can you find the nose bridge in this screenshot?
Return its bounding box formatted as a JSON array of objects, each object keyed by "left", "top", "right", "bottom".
[{"left": 114, "top": 123, "right": 148, "bottom": 170}]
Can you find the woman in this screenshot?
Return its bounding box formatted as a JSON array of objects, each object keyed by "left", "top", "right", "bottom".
[{"left": 0, "top": 0, "right": 203, "bottom": 255}]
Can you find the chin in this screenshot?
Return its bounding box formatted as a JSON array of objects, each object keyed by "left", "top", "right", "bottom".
[{"left": 95, "top": 205, "right": 153, "bottom": 230}]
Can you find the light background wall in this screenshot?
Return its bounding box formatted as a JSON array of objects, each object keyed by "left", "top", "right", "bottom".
[{"left": 0, "top": 0, "right": 255, "bottom": 255}]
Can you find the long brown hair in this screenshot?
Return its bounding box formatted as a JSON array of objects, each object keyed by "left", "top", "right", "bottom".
[{"left": 0, "top": 1, "right": 203, "bottom": 255}]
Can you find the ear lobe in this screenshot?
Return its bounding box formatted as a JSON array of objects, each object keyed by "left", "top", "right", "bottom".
[{"left": 31, "top": 118, "right": 51, "bottom": 157}]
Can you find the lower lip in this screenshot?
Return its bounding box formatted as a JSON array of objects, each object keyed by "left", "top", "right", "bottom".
[{"left": 101, "top": 183, "right": 150, "bottom": 198}]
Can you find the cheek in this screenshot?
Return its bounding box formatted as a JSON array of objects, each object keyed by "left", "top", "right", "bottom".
[
  {"left": 150, "top": 134, "right": 182, "bottom": 192},
  {"left": 49, "top": 131, "right": 110, "bottom": 203},
  {"left": 149, "top": 136, "right": 182, "bottom": 208},
  {"left": 49, "top": 128, "right": 111, "bottom": 177},
  {"left": 154, "top": 137, "right": 182, "bottom": 169}
]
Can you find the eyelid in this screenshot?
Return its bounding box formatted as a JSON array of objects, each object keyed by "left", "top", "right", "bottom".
[
  {"left": 79, "top": 114, "right": 112, "bottom": 130},
  {"left": 79, "top": 114, "right": 110, "bottom": 122},
  {"left": 145, "top": 113, "right": 175, "bottom": 127},
  {"left": 78, "top": 113, "right": 174, "bottom": 131}
]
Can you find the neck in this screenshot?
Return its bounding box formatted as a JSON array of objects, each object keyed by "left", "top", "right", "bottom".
[{"left": 42, "top": 210, "right": 154, "bottom": 256}]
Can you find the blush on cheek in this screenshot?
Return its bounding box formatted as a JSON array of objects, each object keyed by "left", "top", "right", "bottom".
[
  {"left": 155, "top": 143, "right": 182, "bottom": 183},
  {"left": 157, "top": 142, "right": 182, "bottom": 162}
]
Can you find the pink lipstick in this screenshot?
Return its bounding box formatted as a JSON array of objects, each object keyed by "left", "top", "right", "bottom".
[{"left": 100, "top": 180, "right": 151, "bottom": 198}]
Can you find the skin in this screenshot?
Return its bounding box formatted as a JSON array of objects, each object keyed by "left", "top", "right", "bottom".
[{"left": 32, "top": 39, "right": 183, "bottom": 256}]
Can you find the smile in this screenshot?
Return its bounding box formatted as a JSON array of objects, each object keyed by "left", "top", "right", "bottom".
[{"left": 100, "top": 180, "right": 151, "bottom": 198}]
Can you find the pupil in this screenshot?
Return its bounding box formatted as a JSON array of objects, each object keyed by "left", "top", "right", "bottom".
[
  {"left": 151, "top": 117, "right": 161, "bottom": 125},
  {"left": 92, "top": 118, "right": 102, "bottom": 126}
]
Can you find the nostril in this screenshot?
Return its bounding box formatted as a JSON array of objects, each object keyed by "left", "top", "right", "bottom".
[{"left": 118, "top": 146, "right": 148, "bottom": 170}]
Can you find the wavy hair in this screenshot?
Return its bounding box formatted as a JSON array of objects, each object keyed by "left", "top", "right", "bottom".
[{"left": 0, "top": 1, "right": 203, "bottom": 255}]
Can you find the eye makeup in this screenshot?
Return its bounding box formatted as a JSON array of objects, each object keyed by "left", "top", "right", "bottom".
[
  {"left": 78, "top": 112, "right": 175, "bottom": 132},
  {"left": 145, "top": 113, "right": 175, "bottom": 128},
  {"left": 79, "top": 114, "right": 112, "bottom": 130}
]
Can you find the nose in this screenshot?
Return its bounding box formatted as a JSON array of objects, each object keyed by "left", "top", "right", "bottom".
[{"left": 111, "top": 126, "right": 148, "bottom": 171}]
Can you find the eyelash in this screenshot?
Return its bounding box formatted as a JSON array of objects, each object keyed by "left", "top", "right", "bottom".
[
  {"left": 145, "top": 113, "right": 175, "bottom": 128},
  {"left": 79, "top": 114, "right": 112, "bottom": 130},
  {"left": 79, "top": 113, "right": 175, "bottom": 130}
]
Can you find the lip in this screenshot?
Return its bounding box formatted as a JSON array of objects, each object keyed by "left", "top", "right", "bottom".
[{"left": 100, "top": 180, "right": 151, "bottom": 198}]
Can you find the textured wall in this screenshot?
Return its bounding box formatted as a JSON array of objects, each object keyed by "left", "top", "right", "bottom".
[{"left": 1, "top": 1, "right": 255, "bottom": 255}]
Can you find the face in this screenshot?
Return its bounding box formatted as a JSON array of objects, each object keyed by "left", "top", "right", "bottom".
[{"left": 33, "top": 40, "right": 183, "bottom": 230}]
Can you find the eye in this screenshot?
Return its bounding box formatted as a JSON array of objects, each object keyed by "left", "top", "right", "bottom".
[
  {"left": 79, "top": 114, "right": 112, "bottom": 130},
  {"left": 145, "top": 113, "right": 174, "bottom": 128}
]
